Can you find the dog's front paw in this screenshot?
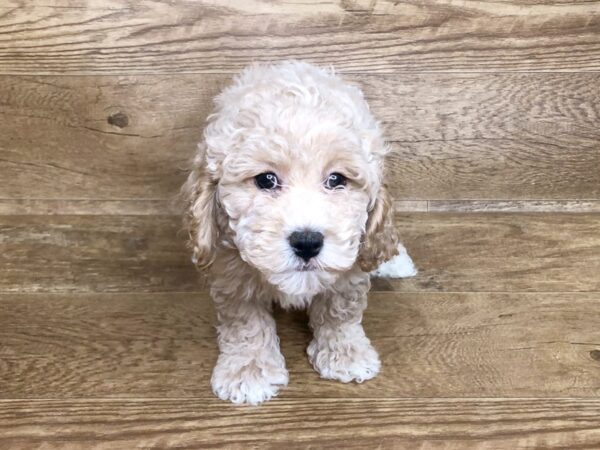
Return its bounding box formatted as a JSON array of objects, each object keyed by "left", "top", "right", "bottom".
[
  {"left": 307, "top": 335, "right": 380, "bottom": 383},
  {"left": 211, "top": 352, "right": 289, "bottom": 405}
]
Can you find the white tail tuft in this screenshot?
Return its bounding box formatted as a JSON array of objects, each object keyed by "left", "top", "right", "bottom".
[{"left": 370, "top": 243, "right": 417, "bottom": 278}]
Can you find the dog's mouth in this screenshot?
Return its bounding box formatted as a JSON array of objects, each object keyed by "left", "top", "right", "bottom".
[
  {"left": 296, "top": 259, "right": 321, "bottom": 272},
  {"left": 291, "top": 258, "right": 353, "bottom": 274}
]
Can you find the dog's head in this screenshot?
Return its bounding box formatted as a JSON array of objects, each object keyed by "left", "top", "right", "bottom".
[{"left": 184, "top": 61, "right": 398, "bottom": 296}]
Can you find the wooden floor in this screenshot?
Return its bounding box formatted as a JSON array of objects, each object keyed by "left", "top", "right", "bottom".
[
  {"left": 2, "top": 0, "right": 600, "bottom": 448},
  {"left": 1, "top": 213, "right": 599, "bottom": 448}
]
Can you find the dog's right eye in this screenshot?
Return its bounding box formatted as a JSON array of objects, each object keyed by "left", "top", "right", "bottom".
[{"left": 255, "top": 172, "right": 281, "bottom": 190}]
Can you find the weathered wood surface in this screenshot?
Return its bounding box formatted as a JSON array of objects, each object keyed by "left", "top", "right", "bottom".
[
  {"left": 386, "top": 212, "right": 600, "bottom": 293},
  {"left": 0, "top": 199, "right": 177, "bottom": 215},
  {"left": 2, "top": 0, "right": 600, "bottom": 74},
  {"left": 2, "top": 398, "right": 600, "bottom": 449},
  {"left": 1, "top": 74, "right": 599, "bottom": 204},
  {"left": 1, "top": 292, "right": 600, "bottom": 399},
  {"left": 0, "top": 215, "right": 204, "bottom": 293},
  {"left": 1, "top": 213, "right": 598, "bottom": 293},
  {"left": 2, "top": 1, "right": 600, "bottom": 446},
  {"left": 427, "top": 200, "right": 600, "bottom": 213},
  {"left": 0, "top": 76, "right": 219, "bottom": 201}
]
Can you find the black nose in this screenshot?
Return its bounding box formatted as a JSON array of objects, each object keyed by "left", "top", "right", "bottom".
[{"left": 288, "top": 230, "right": 324, "bottom": 262}]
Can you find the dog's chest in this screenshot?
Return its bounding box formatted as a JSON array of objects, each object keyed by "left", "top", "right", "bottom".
[{"left": 276, "top": 292, "right": 314, "bottom": 310}]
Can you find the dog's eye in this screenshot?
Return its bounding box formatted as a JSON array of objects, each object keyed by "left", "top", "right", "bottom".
[
  {"left": 324, "top": 172, "right": 347, "bottom": 190},
  {"left": 255, "top": 172, "right": 281, "bottom": 190}
]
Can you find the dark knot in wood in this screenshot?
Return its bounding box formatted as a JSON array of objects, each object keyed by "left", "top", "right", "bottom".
[{"left": 107, "top": 112, "right": 129, "bottom": 128}]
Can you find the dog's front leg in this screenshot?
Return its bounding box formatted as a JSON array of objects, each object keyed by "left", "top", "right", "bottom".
[
  {"left": 307, "top": 270, "right": 381, "bottom": 383},
  {"left": 210, "top": 278, "right": 288, "bottom": 405}
]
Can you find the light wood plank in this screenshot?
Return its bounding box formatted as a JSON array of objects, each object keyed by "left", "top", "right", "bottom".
[
  {"left": 0, "top": 75, "right": 224, "bottom": 200},
  {"left": 386, "top": 212, "right": 600, "bottom": 293},
  {"left": 363, "top": 73, "right": 600, "bottom": 143},
  {"left": 1, "top": 74, "right": 599, "bottom": 204},
  {"left": 0, "top": 199, "right": 177, "bottom": 215},
  {"left": 393, "top": 200, "right": 429, "bottom": 212},
  {"left": 1, "top": 292, "right": 599, "bottom": 398},
  {"left": 388, "top": 139, "right": 600, "bottom": 201},
  {"left": 428, "top": 200, "right": 600, "bottom": 213},
  {"left": 2, "top": 213, "right": 598, "bottom": 293},
  {"left": 0, "top": 215, "right": 204, "bottom": 293},
  {"left": 2, "top": 398, "right": 600, "bottom": 449},
  {"left": 2, "top": 1, "right": 600, "bottom": 74},
  {"left": 8, "top": 0, "right": 600, "bottom": 14}
]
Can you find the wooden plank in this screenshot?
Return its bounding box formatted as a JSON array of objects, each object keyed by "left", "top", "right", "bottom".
[
  {"left": 387, "top": 212, "right": 600, "bottom": 293},
  {"left": 1, "top": 74, "right": 599, "bottom": 204},
  {"left": 2, "top": 213, "right": 598, "bottom": 293},
  {"left": 370, "top": 72, "right": 600, "bottom": 200},
  {"left": 0, "top": 199, "right": 176, "bottom": 215},
  {"left": 388, "top": 139, "right": 600, "bottom": 201},
  {"left": 1, "top": 1, "right": 600, "bottom": 74},
  {"left": 393, "top": 200, "right": 429, "bottom": 212},
  {"left": 1, "top": 398, "right": 600, "bottom": 449},
  {"left": 362, "top": 73, "right": 600, "bottom": 143},
  {"left": 395, "top": 201, "right": 600, "bottom": 213},
  {"left": 8, "top": 0, "right": 600, "bottom": 14},
  {"left": 0, "top": 215, "right": 204, "bottom": 293},
  {"left": 428, "top": 200, "right": 600, "bottom": 213},
  {"left": 1, "top": 292, "right": 600, "bottom": 398},
  {"left": 0, "top": 75, "right": 226, "bottom": 200}
]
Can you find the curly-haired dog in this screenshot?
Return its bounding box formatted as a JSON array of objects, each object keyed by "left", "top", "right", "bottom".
[{"left": 183, "top": 60, "right": 416, "bottom": 405}]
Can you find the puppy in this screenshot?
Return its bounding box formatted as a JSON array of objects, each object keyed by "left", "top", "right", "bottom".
[{"left": 183, "top": 60, "right": 415, "bottom": 405}]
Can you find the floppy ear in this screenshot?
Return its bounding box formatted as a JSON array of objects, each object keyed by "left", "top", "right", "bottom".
[
  {"left": 182, "top": 146, "right": 219, "bottom": 269},
  {"left": 357, "top": 184, "right": 400, "bottom": 272}
]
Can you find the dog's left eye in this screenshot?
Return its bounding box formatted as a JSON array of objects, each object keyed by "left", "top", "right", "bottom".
[
  {"left": 324, "top": 172, "right": 347, "bottom": 190},
  {"left": 255, "top": 172, "right": 281, "bottom": 190}
]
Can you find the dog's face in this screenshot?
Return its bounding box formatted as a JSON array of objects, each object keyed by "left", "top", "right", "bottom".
[
  {"left": 184, "top": 61, "right": 399, "bottom": 297},
  {"left": 217, "top": 123, "right": 373, "bottom": 296}
]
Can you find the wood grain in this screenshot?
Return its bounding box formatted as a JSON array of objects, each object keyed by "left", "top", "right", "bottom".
[
  {"left": 388, "top": 139, "right": 600, "bottom": 201},
  {"left": 1, "top": 74, "right": 599, "bottom": 205},
  {"left": 2, "top": 213, "right": 598, "bottom": 293},
  {"left": 2, "top": 1, "right": 600, "bottom": 74},
  {"left": 0, "top": 215, "right": 204, "bottom": 293},
  {"left": 362, "top": 73, "right": 600, "bottom": 143},
  {"left": 2, "top": 398, "right": 600, "bottom": 449},
  {"left": 0, "top": 199, "right": 176, "bottom": 215},
  {"left": 428, "top": 200, "right": 600, "bottom": 213},
  {"left": 0, "top": 75, "right": 223, "bottom": 201},
  {"left": 1, "top": 291, "right": 600, "bottom": 399},
  {"left": 387, "top": 212, "right": 600, "bottom": 293}
]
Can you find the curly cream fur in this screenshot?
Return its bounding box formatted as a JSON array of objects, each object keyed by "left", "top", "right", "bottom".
[
  {"left": 183, "top": 60, "right": 401, "bottom": 405},
  {"left": 357, "top": 184, "right": 400, "bottom": 272}
]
